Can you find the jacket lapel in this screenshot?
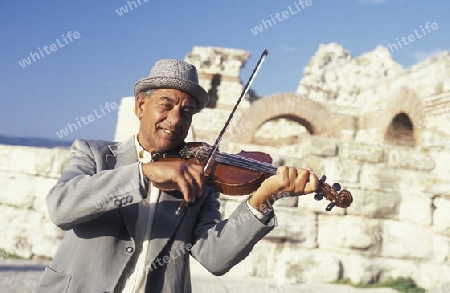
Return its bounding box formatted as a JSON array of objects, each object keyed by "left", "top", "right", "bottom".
[
  {"left": 107, "top": 136, "right": 139, "bottom": 238},
  {"left": 147, "top": 190, "right": 187, "bottom": 264},
  {"left": 106, "top": 136, "right": 188, "bottom": 261}
]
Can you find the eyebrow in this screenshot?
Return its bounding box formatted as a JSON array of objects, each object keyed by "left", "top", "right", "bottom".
[{"left": 158, "top": 96, "right": 198, "bottom": 110}]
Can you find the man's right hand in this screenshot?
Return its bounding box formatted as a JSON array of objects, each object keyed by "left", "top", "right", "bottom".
[{"left": 142, "top": 160, "right": 205, "bottom": 204}]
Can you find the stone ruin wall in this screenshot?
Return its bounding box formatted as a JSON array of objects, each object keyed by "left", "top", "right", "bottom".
[
  {"left": 1, "top": 45, "right": 449, "bottom": 291},
  {"left": 116, "top": 45, "right": 450, "bottom": 290}
]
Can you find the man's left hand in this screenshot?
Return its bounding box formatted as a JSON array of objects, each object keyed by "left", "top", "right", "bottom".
[{"left": 249, "top": 166, "right": 319, "bottom": 212}]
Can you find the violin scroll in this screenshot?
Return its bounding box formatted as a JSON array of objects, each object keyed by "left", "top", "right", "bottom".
[{"left": 314, "top": 175, "right": 353, "bottom": 211}]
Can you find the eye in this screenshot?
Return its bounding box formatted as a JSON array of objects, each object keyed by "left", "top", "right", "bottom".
[
  {"left": 183, "top": 107, "right": 196, "bottom": 116},
  {"left": 159, "top": 103, "right": 172, "bottom": 109}
]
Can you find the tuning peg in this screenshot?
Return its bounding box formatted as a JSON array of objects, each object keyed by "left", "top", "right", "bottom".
[
  {"left": 319, "top": 175, "right": 326, "bottom": 183},
  {"left": 326, "top": 202, "right": 336, "bottom": 211},
  {"left": 332, "top": 183, "right": 341, "bottom": 191},
  {"left": 314, "top": 192, "right": 324, "bottom": 201}
]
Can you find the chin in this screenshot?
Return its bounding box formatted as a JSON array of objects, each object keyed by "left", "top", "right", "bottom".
[{"left": 157, "top": 140, "right": 182, "bottom": 153}]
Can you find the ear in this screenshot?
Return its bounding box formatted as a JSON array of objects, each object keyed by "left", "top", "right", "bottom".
[{"left": 135, "top": 93, "right": 146, "bottom": 119}]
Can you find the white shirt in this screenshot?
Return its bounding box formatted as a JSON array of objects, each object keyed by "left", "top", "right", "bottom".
[{"left": 114, "top": 136, "right": 160, "bottom": 293}]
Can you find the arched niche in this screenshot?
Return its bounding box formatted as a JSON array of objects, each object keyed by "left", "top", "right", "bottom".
[
  {"left": 384, "top": 112, "right": 415, "bottom": 146},
  {"left": 252, "top": 115, "right": 313, "bottom": 145},
  {"left": 231, "top": 93, "right": 353, "bottom": 144}
]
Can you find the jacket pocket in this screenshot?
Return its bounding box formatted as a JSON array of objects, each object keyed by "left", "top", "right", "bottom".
[{"left": 34, "top": 266, "right": 71, "bottom": 293}]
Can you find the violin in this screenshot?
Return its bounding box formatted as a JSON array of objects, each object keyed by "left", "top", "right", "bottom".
[
  {"left": 152, "top": 142, "right": 353, "bottom": 212},
  {"left": 153, "top": 48, "right": 352, "bottom": 213}
]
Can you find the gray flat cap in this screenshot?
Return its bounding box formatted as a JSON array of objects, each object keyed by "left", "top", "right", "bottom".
[{"left": 134, "top": 59, "right": 209, "bottom": 109}]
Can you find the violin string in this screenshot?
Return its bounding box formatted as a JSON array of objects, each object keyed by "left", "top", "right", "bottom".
[
  {"left": 202, "top": 49, "right": 268, "bottom": 173},
  {"left": 214, "top": 152, "right": 278, "bottom": 175}
]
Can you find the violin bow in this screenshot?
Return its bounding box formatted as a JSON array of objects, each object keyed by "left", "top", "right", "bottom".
[
  {"left": 203, "top": 49, "right": 269, "bottom": 174},
  {"left": 175, "top": 49, "right": 269, "bottom": 215}
]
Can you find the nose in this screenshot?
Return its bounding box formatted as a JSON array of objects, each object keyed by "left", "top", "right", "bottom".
[{"left": 166, "top": 108, "right": 182, "bottom": 126}]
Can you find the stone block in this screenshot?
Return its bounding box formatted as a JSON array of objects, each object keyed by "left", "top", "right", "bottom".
[
  {"left": 397, "top": 194, "right": 433, "bottom": 226},
  {"left": 33, "top": 177, "right": 58, "bottom": 213},
  {"left": 0, "top": 145, "right": 69, "bottom": 178},
  {"left": 30, "top": 219, "right": 64, "bottom": 258},
  {"left": 338, "top": 141, "right": 384, "bottom": 163},
  {"left": 429, "top": 175, "right": 450, "bottom": 197},
  {"left": 0, "top": 206, "right": 45, "bottom": 259},
  {"left": 345, "top": 189, "right": 400, "bottom": 219},
  {"left": 416, "top": 263, "right": 450, "bottom": 291},
  {"left": 300, "top": 136, "right": 337, "bottom": 157},
  {"left": 323, "top": 159, "right": 360, "bottom": 184},
  {"left": 318, "top": 215, "right": 382, "bottom": 255},
  {"left": 0, "top": 171, "right": 36, "bottom": 208},
  {"left": 359, "top": 164, "right": 434, "bottom": 194},
  {"left": 49, "top": 148, "right": 70, "bottom": 178},
  {"left": 433, "top": 234, "right": 450, "bottom": 263},
  {"left": 381, "top": 220, "right": 433, "bottom": 260},
  {"left": 114, "top": 96, "right": 139, "bottom": 142},
  {"left": 297, "top": 192, "right": 346, "bottom": 215},
  {"left": 387, "top": 147, "right": 435, "bottom": 171},
  {"left": 428, "top": 150, "right": 450, "bottom": 176},
  {"left": 341, "top": 254, "right": 383, "bottom": 284},
  {"left": 417, "top": 129, "right": 450, "bottom": 149},
  {"left": 267, "top": 207, "right": 317, "bottom": 248},
  {"left": 433, "top": 197, "right": 450, "bottom": 236},
  {"left": 344, "top": 255, "right": 447, "bottom": 289},
  {"left": 190, "top": 239, "right": 279, "bottom": 279},
  {"left": 285, "top": 156, "right": 325, "bottom": 177},
  {"left": 357, "top": 257, "right": 419, "bottom": 285},
  {"left": 272, "top": 244, "right": 341, "bottom": 284}
]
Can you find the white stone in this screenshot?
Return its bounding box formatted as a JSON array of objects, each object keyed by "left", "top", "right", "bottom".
[
  {"left": 397, "top": 194, "right": 433, "bottom": 226},
  {"left": 33, "top": 177, "right": 58, "bottom": 213},
  {"left": 0, "top": 145, "right": 54, "bottom": 176},
  {"left": 318, "top": 215, "right": 382, "bottom": 254},
  {"left": 0, "top": 171, "right": 36, "bottom": 208},
  {"left": 341, "top": 254, "right": 382, "bottom": 284},
  {"left": 267, "top": 207, "right": 316, "bottom": 248},
  {"left": 272, "top": 244, "right": 340, "bottom": 284},
  {"left": 114, "top": 96, "right": 139, "bottom": 142},
  {"left": 299, "top": 136, "right": 337, "bottom": 157},
  {"left": 322, "top": 158, "right": 360, "bottom": 184},
  {"left": 338, "top": 141, "right": 384, "bottom": 163},
  {"left": 381, "top": 220, "right": 434, "bottom": 260},
  {"left": 416, "top": 263, "right": 450, "bottom": 291},
  {"left": 387, "top": 147, "right": 435, "bottom": 171},
  {"left": 433, "top": 197, "right": 450, "bottom": 236},
  {"left": 346, "top": 189, "right": 400, "bottom": 218},
  {"left": 0, "top": 206, "right": 45, "bottom": 259}
]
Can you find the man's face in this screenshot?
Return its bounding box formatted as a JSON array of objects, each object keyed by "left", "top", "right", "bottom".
[{"left": 135, "top": 88, "right": 198, "bottom": 153}]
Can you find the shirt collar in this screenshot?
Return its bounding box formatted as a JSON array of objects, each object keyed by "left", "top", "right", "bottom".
[{"left": 135, "top": 135, "right": 152, "bottom": 163}]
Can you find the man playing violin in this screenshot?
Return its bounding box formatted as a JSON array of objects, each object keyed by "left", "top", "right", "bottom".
[{"left": 34, "top": 59, "right": 319, "bottom": 293}]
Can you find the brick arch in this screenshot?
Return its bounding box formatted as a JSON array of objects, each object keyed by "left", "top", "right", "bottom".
[
  {"left": 360, "top": 87, "right": 424, "bottom": 143},
  {"left": 231, "top": 93, "right": 353, "bottom": 144}
]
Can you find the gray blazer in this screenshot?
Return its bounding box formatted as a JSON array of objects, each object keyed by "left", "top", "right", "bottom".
[{"left": 33, "top": 136, "right": 275, "bottom": 293}]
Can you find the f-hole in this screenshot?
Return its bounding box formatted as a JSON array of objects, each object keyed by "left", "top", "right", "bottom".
[
  {"left": 207, "top": 74, "right": 221, "bottom": 108},
  {"left": 385, "top": 112, "right": 415, "bottom": 146}
]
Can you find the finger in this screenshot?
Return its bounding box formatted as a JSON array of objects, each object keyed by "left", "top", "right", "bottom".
[
  {"left": 188, "top": 164, "right": 204, "bottom": 198},
  {"left": 177, "top": 178, "right": 190, "bottom": 202},
  {"left": 183, "top": 172, "right": 197, "bottom": 203},
  {"left": 288, "top": 167, "right": 297, "bottom": 190},
  {"left": 294, "top": 169, "right": 310, "bottom": 194},
  {"left": 176, "top": 174, "right": 193, "bottom": 203},
  {"left": 305, "top": 172, "right": 319, "bottom": 194},
  {"left": 276, "top": 166, "right": 290, "bottom": 190}
]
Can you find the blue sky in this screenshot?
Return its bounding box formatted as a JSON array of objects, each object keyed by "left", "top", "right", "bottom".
[{"left": 0, "top": 0, "right": 448, "bottom": 142}]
